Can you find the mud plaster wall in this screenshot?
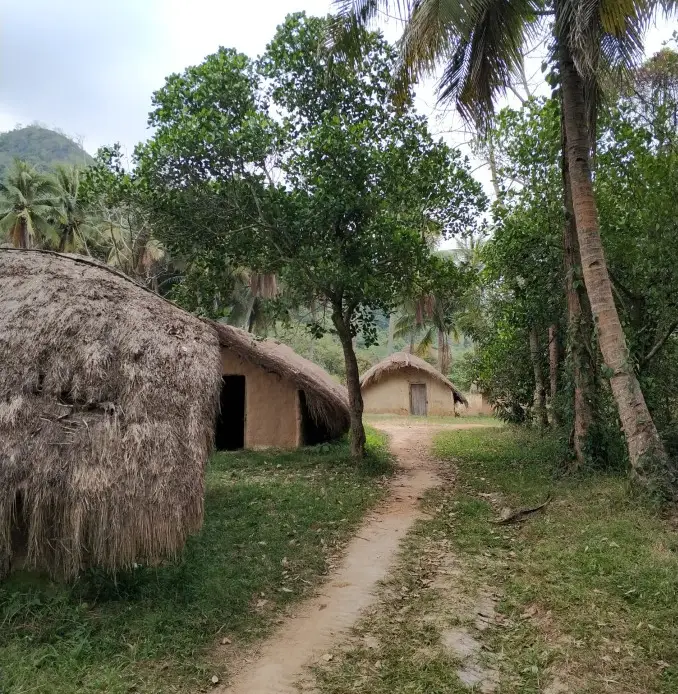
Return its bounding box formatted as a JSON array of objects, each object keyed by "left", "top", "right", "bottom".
[
  {"left": 362, "top": 367, "right": 456, "bottom": 416},
  {"left": 221, "top": 349, "right": 300, "bottom": 448},
  {"left": 463, "top": 392, "right": 494, "bottom": 416}
]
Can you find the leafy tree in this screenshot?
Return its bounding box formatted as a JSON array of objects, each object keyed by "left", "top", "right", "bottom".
[
  {"left": 596, "top": 49, "right": 678, "bottom": 441},
  {"left": 80, "top": 145, "right": 170, "bottom": 288},
  {"left": 394, "top": 256, "right": 474, "bottom": 375},
  {"left": 138, "top": 13, "right": 486, "bottom": 457},
  {"left": 0, "top": 159, "right": 58, "bottom": 248},
  {"left": 337, "top": 0, "right": 676, "bottom": 488}
]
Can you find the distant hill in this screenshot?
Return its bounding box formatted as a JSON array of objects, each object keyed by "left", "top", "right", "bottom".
[{"left": 0, "top": 125, "right": 94, "bottom": 179}]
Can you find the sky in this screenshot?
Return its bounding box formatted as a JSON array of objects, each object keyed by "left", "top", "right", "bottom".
[{"left": 1, "top": 1, "right": 676, "bottom": 164}]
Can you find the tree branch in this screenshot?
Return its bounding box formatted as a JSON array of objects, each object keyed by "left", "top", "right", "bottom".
[{"left": 640, "top": 318, "right": 678, "bottom": 368}]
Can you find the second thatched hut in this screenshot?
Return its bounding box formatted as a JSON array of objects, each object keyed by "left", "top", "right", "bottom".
[
  {"left": 361, "top": 352, "right": 467, "bottom": 416},
  {"left": 212, "top": 323, "right": 350, "bottom": 450}
]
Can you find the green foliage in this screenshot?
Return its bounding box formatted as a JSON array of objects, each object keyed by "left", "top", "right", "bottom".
[
  {"left": 465, "top": 97, "right": 563, "bottom": 423},
  {"left": 0, "top": 126, "right": 93, "bottom": 180},
  {"left": 80, "top": 145, "right": 170, "bottom": 288},
  {"left": 138, "top": 13, "right": 486, "bottom": 344},
  {"left": 136, "top": 12, "right": 486, "bottom": 455},
  {"left": 595, "top": 61, "right": 678, "bottom": 435},
  {"left": 0, "top": 432, "right": 390, "bottom": 693},
  {"left": 431, "top": 427, "right": 678, "bottom": 693},
  {"left": 0, "top": 159, "right": 59, "bottom": 248}
]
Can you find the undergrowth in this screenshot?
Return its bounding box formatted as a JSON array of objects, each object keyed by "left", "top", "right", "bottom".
[
  {"left": 316, "top": 426, "right": 678, "bottom": 694},
  {"left": 0, "top": 428, "right": 391, "bottom": 693}
]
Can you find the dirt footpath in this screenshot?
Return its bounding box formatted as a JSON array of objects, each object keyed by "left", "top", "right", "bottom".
[{"left": 219, "top": 421, "right": 485, "bottom": 694}]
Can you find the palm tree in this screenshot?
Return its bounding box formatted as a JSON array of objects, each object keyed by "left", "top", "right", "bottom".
[
  {"left": 51, "top": 165, "right": 98, "bottom": 253},
  {"left": 0, "top": 159, "right": 58, "bottom": 249},
  {"left": 395, "top": 293, "right": 462, "bottom": 375},
  {"left": 226, "top": 270, "right": 278, "bottom": 333},
  {"left": 103, "top": 222, "right": 166, "bottom": 287},
  {"left": 337, "top": 0, "right": 674, "bottom": 486}
]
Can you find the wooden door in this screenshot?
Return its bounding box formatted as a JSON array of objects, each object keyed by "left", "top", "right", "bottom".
[{"left": 409, "top": 383, "right": 427, "bottom": 416}]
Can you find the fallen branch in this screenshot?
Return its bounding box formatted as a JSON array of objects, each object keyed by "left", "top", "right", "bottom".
[{"left": 491, "top": 496, "right": 551, "bottom": 525}]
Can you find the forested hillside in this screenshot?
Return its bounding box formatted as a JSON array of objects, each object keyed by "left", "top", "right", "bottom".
[{"left": 0, "top": 125, "right": 93, "bottom": 177}]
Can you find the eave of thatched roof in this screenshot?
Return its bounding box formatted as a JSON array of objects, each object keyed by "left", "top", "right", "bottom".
[
  {"left": 0, "top": 249, "right": 222, "bottom": 579},
  {"left": 360, "top": 352, "right": 468, "bottom": 406},
  {"left": 211, "top": 322, "right": 350, "bottom": 437}
]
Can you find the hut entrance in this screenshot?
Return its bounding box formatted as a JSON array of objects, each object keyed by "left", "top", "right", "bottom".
[
  {"left": 409, "top": 383, "right": 427, "bottom": 416},
  {"left": 215, "top": 375, "right": 246, "bottom": 450},
  {"left": 299, "top": 390, "right": 331, "bottom": 445}
]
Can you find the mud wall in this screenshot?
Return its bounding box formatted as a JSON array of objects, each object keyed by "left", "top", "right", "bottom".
[
  {"left": 221, "top": 349, "right": 300, "bottom": 448},
  {"left": 362, "top": 368, "right": 456, "bottom": 416}
]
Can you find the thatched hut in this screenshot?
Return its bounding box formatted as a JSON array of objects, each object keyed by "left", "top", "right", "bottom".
[
  {"left": 361, "top": 352, "right": 467, "bottom": 416},
  {"left": 211, "top": 323, "right": 350, "bottom": 449},
  {"left": 0, "top": 249, "right": 222, "bottom": 579}
]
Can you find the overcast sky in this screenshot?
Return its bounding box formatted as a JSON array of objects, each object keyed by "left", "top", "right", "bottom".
[{"left": 1, "top": 0, "right": 675, "bottom": 161}]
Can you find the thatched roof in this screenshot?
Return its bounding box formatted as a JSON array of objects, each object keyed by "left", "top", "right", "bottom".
[
  {"left": 211, "top": 322, "right": 350, "bottom": 437},
  {"left": 0, "top": 249, "right": 222, "bottom": 579},
  {"left": 360, "top": 352, "right": 468, "bottom": 405}
]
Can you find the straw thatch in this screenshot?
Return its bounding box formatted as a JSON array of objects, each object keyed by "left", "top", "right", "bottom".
[
  {"left": 0, "top": 249, "right": 222, "bottom": 579},
  {"left": 211, "top": 322, "right": 350, "bottom": 437},
  {"left": 360, "top": 352, "right": 468, "bottom": 406}
]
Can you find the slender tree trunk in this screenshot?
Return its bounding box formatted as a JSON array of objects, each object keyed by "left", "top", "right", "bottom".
[
  {"left": 560, "top": 41, "right": 668, "bottom": 484},
  {"left": 548, "top": 324, "right": 559, "bottom": 427},
  {"left": 387, "top": 313, "right": 395, "bottom": 354},
  {"left": 132, "top": 226, "right": 154, "bottom": 279},
  {"left": 12, "top": 218, "right": 29, "bottom": 249},
  {"left": 561, "top": 115, "right": 595, "bottom": 466},
  {"left": 529, "top": 326, "right": 549, "bottom": 428},
  {"left": 437, "top": 329, "right": 445, "bottom": 373},
  {"left": 333, "top": 304, "right": 366, "bottom": 459},
  {"left": 309, "top": 299, "right": 317, "bottom": 360},
  {"left": 487, "top": 136, "right": 502, "bottom": 199}
]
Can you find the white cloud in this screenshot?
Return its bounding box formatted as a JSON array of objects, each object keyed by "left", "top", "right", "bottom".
[{"left": 0, "top": 0, "right": 674, "bottom": 176}]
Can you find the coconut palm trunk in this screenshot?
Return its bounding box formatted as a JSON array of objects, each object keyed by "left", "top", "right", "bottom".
[
  {"left": 437, "top": 329, "right": 449, "bottom": 374},
  {"left": 560, "top": 42, "right": 668, "bottom": 483},
  {"left": 387, "top": 313, "right": 395, "bottom": 354},
  {"left": 529, "top": 326, "right": 549, "bottom": 428},
  {"left": 561, "top": 113, "right": 595, "bottom": 466},
  {"left": 12, "top": 218, "right": 29, "bottom": 249},
  {"left": 548, "top": 324, "right": 559, "bottom": 427}
]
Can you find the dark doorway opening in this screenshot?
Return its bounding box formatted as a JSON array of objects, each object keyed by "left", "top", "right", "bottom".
[
  {"left": 299, "top": 390, "right": 331, "bottom": 445},
  {"left": 215, "top": 375, "right": 246, "bottom": 450}
]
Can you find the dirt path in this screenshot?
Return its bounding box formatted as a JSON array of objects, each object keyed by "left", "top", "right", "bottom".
[{"left": 219, "top": 421, "right": 484, "bottom": 694}]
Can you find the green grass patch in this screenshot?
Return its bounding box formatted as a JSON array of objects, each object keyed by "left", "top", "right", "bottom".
[
  {"left": 316, "top": 426, "right": 678, "bottom": 694},
  {"left": 365, "top": 413, "right": 502, "bottom": 426},
  {"left": 0, "top": 429, "right": 391, "bottom": 693},
  {"left": 434, "top": 427, "right": 678, "bottom": 693}
]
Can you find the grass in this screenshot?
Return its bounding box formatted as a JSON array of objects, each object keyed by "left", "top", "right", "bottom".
[
  {"left": 0, "top": 428, "right": 391, "bottom": 694},
  {"left": 365, "top": 413, "right": 502, "bottom": 426},
  {"left": 315, "top": 426, "right": 678, "bottom": 694}
]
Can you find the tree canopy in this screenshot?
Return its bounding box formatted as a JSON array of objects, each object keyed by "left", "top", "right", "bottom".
[{"left": 136, "top": 12, "right": 487, "bottom": 456}]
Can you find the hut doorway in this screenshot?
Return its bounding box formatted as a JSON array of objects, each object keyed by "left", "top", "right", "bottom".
[
  {"left": 409, "top": 383, "right": 427, "bottom": 416},
  {"left": 299, "top": 390, "right": 331, "bottom": 445},
  {"left": 215, "top": 375, "right": 246, "bottom": 450}
]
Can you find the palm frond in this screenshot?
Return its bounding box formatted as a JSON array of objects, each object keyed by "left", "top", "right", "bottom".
[
  {"left": 336, "top": 0, "right": 542, "bottom": 128},
  {"left": 0, "top": 211, "right": 18, "bottom": 236},
  {"left": 436, "top": 0, "right": 542, "bottom": 127},
  {"left": 415, "top": 326, "right": 435, "bottom": 357},
  {"left": 32, "top": 215, "right": 60, "bottom": 249}
]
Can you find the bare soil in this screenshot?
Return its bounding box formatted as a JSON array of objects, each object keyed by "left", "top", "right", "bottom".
[{"left": 219, "top": 421, "right": 487, "bottom": 694}]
